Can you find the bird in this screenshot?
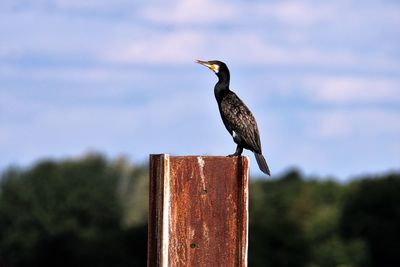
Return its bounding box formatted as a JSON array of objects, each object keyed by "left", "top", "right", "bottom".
[{"left": 196, "top": 60, "right": 270, "bottom": 176}]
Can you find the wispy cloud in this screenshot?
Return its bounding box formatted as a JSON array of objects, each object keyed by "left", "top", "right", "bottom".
[
  {"left": 104, "top": 31, "right": 206, "bottom": 64},
  {"left": 305, "top": 109, "right": 400, "bottom": 139},
  {"left": 304, "top": 76, "right": 400, "bottom": 104},
  {"left": 143, "top": 0, "right": 236, "bottom": 25},
  {"left": 1, "top": 0, "right": 399, "bottom": 70},
  {"left": 254, "top": 1, "right": 336, "bottom": 26}
]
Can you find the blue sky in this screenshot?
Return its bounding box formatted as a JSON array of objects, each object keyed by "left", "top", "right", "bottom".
[{"left": 1, "top": 0, "right": 399, "bottom": 180}]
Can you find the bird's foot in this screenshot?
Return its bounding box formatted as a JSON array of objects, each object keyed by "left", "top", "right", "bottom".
[{"left": 227, "top": 146, "right": 243, "bottom": 157}]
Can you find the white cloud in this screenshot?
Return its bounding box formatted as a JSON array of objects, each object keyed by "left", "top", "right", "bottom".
[
  {"left": 142, "top": 0, "right": 336, "bottom": 27},
  {"left": 304, "top": 76, "right": 400, "bottom": 104},
  {"left": 255, "top": 1, "right": 336, "bottom": 26},
  {"left": 0, "top": 64, "right": 143, "bottom": 84},
  {"left": 141, "top": 0, "right": 400, "bottom": 32},
  {"left": 1, "top": 0, "right": 399, "bottom": 71},
  {"left": 0, "top": 0, "right": 136, "bottom": 13},
  {"left": 103, "top": 28, "right": 400, "bottom": 72},
  {"left": 302, "top": 109, "right": 400, "bottom": 139},
  {"left": 53, "top": 0, "right": 131, "bottom": 11},
  {"left": 143, "top": 0, "right": 237, "bottom": 25},
  {"left": 104, "top": 31, "right": 206, "bottom": 64},
  {"left": 0, "top": 12, "right": 100, "bottom": 57}
]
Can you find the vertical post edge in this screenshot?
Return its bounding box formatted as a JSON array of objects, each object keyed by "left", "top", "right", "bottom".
[
  {"left": 148, "top": 154, "right": 170, "bottom": 267},
  {"left": 240, "top": 156, "right": 250, "bottom": 267}
]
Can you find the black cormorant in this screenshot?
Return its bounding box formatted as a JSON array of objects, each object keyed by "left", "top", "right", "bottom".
[{"left": 196, "top": 60, "right": 270, "bottom": 176}]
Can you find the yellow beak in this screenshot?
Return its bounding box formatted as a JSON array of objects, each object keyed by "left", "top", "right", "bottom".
[{"left": 196, "top": 60, "right": 216, "bottom": 72}]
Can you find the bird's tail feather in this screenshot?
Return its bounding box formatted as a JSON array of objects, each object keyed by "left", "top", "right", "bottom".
[{"left": 255, "top": 153, "right": 271, "bottom": 176}]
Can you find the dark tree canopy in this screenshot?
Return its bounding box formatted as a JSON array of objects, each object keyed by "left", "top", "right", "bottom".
[
  {"left": 0, "top": 155, "right": 147, "bottom": 267},
  {"left": 340, "top": 174, "right": 400, "bottom": 267}
]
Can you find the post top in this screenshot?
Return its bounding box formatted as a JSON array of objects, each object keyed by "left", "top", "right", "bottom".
[{"left": 149, "top": 154, "right": 250, "bottom": 160}]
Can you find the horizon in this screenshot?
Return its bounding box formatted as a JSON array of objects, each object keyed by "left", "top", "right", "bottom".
[{"left": 1, "top": 150, "right": 398, "bottom": 182}]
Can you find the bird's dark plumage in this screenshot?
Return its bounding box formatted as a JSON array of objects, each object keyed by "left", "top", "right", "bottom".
[{"left": 196, "top": 60, "right": 271, "bottom": 176}]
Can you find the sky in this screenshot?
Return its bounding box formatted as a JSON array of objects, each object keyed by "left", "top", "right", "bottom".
[{"left": 0, "top": 0, "right": 399, "bottom": 180}]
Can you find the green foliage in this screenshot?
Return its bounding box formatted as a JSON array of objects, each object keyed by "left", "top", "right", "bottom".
[
  {"left": 249, "top": 169, "right": 368, "bottom": 267},
  {"left": 0, "top": 154, "right": 147, "bottom": 267},
  {"left": 0, "top": 155, "right": 398, "bottom": 266},
  {"left": 340, "top": 173, "right": 400, "bottom": 267},
  {"left": 249, "top": 170, "right": 311, "bottom": 267}
]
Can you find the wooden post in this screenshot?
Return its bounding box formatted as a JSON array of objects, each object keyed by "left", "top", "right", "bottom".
[{"left": 148, "top": 154, "right": 249, "bottom": 267}]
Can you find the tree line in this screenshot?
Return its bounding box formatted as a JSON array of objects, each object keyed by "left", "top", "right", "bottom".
[{"left": 0, "top": 153, "right": 399, "bottom": 266}]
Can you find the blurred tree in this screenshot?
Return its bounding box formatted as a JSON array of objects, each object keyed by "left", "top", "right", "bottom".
[
  {"left": 249, "top": 170, "right": 311, "bottom": 267},
  {"left": 250, "top": 169, "right": 368, "bottom": 267},
  {"left": 303, "top": 180, "right": 368, "bottom": 267},
  {"left": 114, "top": 158, "right": 149, "bottom": 228},
  {"left": 340, "top": 173, "right": 400, "bottom": 267},
  {"left": 0, "top": 154, "right": 147, "bottom": 267}
]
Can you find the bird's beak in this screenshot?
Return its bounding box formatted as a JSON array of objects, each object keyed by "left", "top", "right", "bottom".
[
  {"left": 195, "top": 60, "right": 211, "bottom": 68},
  {"left": 196, "top": 60, "right": 217, "bottom": 72}
]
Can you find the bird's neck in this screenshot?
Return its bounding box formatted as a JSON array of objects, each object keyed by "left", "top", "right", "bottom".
[{"left": 214, "top": 72, "right": 230, "bottom": 101}]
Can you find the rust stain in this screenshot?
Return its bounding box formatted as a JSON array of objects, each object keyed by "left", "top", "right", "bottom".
[{"left": 148, "top": 155, "right": 249, "bottom": 267}]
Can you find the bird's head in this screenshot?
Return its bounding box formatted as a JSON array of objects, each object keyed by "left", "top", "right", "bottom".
[{"left": 196, "top": 60, "right": 229, "bottom": 76}]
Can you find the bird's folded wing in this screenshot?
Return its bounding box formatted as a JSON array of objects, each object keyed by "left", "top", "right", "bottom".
[{"left": 220, "top": 92, "right": 262, "bottom": 153}]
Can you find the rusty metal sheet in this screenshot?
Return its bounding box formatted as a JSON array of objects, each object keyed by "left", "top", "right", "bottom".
[{"left": 148, "top": 155, "right": 249, "bottom": 267}]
